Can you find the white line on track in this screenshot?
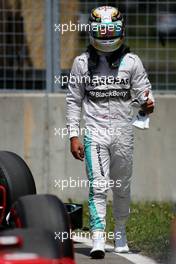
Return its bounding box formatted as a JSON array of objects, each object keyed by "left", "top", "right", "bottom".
[{"left": 73, "top": 236, "right": 158, "bottom": 264}]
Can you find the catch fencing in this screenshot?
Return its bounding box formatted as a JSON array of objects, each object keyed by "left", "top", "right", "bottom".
[{"left": 0, "top": 0, "right": 175, "bottom": 91}]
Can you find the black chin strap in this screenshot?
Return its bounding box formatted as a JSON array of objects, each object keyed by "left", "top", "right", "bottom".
[
  {"left": 87, "top": 44, "right": 130, "bottom": 79},
  {"left": 87, "top": 45, "right": 99, "bottom": 79}
]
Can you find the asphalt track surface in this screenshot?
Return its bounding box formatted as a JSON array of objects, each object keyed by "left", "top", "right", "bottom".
[{"left": 75, "top": 242, "right": 134, "bottom": 264}]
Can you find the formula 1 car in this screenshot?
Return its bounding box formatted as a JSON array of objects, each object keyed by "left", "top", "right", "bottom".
[
  {"left": 0, "top": 229, "right": 75, "bottom": 264},
  {"left": 0, "top": 151, "right": 82, "bottom": 264}
]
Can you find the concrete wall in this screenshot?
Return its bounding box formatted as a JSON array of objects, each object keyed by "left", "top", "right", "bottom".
[{"left": 0, "top": 93, "right": 175, "bottom": 202}]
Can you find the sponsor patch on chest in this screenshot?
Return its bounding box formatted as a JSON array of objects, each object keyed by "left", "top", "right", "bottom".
[
  {"left": 89, "top": 76, "right": 129, "bottom": 87},
  {"left": 86, "top": 89, "right": 131, "bottom": 101}
]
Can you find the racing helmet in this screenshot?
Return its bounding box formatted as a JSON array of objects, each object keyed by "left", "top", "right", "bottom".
[{"left": 88, "top": 6, "right": 125, "bottom": 53}]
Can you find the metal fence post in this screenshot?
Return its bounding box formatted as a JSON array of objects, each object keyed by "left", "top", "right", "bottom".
[
  {"left": 45, "top": 0, "right": 60, "bottom": 93},
  {"left": 45, "top": 0, "right": 53, "bottom": 92},
  {"left": 53, "top": 0, "right": 61, "bottom": 92}
]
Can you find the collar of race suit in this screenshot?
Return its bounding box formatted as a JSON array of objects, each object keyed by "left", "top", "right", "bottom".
[{"left": 87, "top": 44, "right": 131, "bottom": 77}]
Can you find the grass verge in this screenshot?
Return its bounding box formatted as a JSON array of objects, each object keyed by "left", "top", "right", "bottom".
[{"left": 83, "top": 201, "right": 174, "bottom": 263}]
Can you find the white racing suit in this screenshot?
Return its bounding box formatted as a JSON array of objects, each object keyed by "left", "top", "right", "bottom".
[{"left": 66, "top": 51, "right": 154, "bottom": 232}]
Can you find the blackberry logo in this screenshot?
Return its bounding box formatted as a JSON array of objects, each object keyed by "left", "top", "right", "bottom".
[{"left": 86, "top": 89, "right": 131, "bottom": 101}]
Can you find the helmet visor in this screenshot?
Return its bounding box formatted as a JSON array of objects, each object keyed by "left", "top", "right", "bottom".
[{"left": 90, "top": 21, "right": 123, "bottom": 40}]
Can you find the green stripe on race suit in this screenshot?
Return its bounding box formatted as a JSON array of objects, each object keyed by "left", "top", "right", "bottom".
[{"left": 84, "top": 134, "right": 104, "bottom": 231}]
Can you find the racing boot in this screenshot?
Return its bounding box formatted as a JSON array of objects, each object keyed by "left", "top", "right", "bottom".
[
  {"left": 90, "top": 230, "right": 105, "bottom": 259},
  {"left": 114, "top": 225, "right": 129, "bottom": 253}
]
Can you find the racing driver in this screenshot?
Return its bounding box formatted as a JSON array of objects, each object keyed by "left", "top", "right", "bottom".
[{"left": 66, "top": 5, "right": 154, "bottom": 259}]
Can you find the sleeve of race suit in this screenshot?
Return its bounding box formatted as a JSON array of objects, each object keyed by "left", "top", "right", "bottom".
[
  {"left": 66, "top": 57, "right": 85, "bottom": 139},
  {"left": 131, "top": 55, "right": 155, "bottom": 105}
]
